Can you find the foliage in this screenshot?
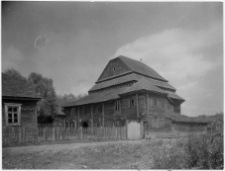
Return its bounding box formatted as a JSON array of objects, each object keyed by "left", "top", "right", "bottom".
[
  {"left": 57, "top": 93, "right": 87, "bottom": 104},
  {"left": 4, "top": 68, "right": 27, "bottom": 80},
  {"left": 28, "top": 72, "right": 57, "bottom": 119},
  {"left": 185, "top": 133, "right": 223, "bottom": 169}
]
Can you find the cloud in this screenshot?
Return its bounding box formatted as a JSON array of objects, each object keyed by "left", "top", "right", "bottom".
[
  {"left": 114, "top": 24, "right": 221, "bottom": 88},
  {"left": 114, "top": 24, "right": 222, "bottom": 116},
  {"left": 2, "top": 46, "right": 24, "bottom": 71}
]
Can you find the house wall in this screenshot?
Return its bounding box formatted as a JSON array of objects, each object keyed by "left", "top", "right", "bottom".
[
  {"left": 2, "top": 99, "right": 38, "bottom": 129},
  {"left": 98, "top": 58, "right": 131, "bottom": 81},
  {"left": 172, "top": 122, "right": 207, "bottom": 133}
]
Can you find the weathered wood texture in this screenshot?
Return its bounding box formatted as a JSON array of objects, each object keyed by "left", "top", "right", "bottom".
[
  {"left": 2, "top": 100, "right": 38, "bottom": 129},
  {"left": 172, "top": 122, "right": 207, "bottom": 133},
  {"left": 2, "top": 125, "right": 127, "bottom": 147},
  {"left": 98, "top": 58, "right": 131, "bottom": 81}
]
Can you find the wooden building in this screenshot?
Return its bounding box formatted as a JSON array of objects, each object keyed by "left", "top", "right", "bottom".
[
  {"left": 63, "top": 56, "right": 208, "bottom": 135},
  {"left": 2, "top": 73, "right": 41, "bottom": 129}
]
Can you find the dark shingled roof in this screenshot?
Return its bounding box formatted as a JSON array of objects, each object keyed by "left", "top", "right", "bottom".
[
  {"left": 118, "top": 55, "right": 168, "bottom": 82},
  {"left": 167, "top": 92, "right": 185, "bottom": 101},
  {"left": 2, "top": 73, "right": 41, "bottom": 99},
  {"left": 89, "top": 73, "right": 175, "bottom": 92},
  {"left": 166, "top": 114, "right": 209, "bottom": 124},
  {"left": 63, "top": 86, "right": 128, "bottom": 107},
  {"left": 119, "top": 78, "right": 166, "bottom": 95},
  {"left": 63, "top": 78, "right": 183, "bottom": 107},
  {"left": 97, "top": 55, "right": 168, "bottom": 82}
]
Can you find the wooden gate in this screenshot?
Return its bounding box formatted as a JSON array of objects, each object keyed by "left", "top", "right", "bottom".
[{"left": 127, "top": 121, "right": 142, "bottom": 139}]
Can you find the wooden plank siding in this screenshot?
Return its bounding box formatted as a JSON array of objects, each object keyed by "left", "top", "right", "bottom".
[
  {"left": 2, "top": 125, "right": 127, "bottom": 147},
  {"left": 98, "top": 58, "right": 131, "bottom": 81},
  {"left": 2, "top": 100, "right": 38, "bottom": 129}
]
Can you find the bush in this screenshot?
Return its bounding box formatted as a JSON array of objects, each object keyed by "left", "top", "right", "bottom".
[{"left": 185, "top": 133, "right": 223, "bottom": 169}]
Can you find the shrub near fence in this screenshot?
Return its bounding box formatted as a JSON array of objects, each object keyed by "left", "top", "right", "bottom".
[{"left": 2, "top": 126, "right": 127, "bottom": 147}]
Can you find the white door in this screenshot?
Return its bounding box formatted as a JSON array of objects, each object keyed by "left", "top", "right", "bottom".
[{"left": 127, "top": 121, "right": 141, "bottom": 139}]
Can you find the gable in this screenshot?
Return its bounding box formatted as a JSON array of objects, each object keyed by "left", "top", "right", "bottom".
[{"left": 97, "top": 58, "right": 131, "bottom": 81}]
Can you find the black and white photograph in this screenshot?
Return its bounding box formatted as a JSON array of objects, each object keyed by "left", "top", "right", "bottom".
[{"left": 2, "top": 1, "right": 223, "bottom": 169}]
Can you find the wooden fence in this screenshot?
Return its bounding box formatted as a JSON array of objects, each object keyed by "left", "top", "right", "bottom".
[{"left": 2, "top": 126, "right": 127, "bottom": 147}]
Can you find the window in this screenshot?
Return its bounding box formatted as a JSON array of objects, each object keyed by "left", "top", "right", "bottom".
[
  {"left": 115, "top": 101, "right": 120, "bottom": 111},
  {"left": 5, "top": 103, "right": 21, "bottom": 126},
  {"left": 149, "top": 98, "right": 153, "bottom": 106},
  {"left": 129, "top": 98, "right": 135, "bottom": 107},
  {"left": 98, "top": 105, "right": 102, "bottom": 113},
  {"left": 84, "top": 107, "right": 88, "bottom": 115},
  {"left": 154, "top": 98, "right": 157, "bottom": 106},
  {"left": 157, "top": 99, "right": 161, "bottom": 107}
]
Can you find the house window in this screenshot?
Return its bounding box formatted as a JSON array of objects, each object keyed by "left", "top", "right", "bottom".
[
  {"left": 154, "top": 98, "right": 157, "bottom": 106},
  {"left": 5, "top": 103, "right": 21, "bottom": 126},
  {"left": 149, "top": 98, "right": 153, "bottom": 106},
  {"left": 98, "top": 105, "right": 102, "bottom": 113},
  {"left": 84, "top": 107, "right": 88, "bottom": 115},
  {"left": 115, "top": 101, "right": 120, "bottom": 111},
  {"left": 162, "top": 99, "right": 164, "bottom": 108},
  {"left": 129, "top": 98, "right": 135, "bottom": 107}
]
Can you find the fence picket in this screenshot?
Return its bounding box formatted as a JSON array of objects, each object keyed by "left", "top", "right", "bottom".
[{"left": 3, "top": 125, "right": 127, "bottom": 147}]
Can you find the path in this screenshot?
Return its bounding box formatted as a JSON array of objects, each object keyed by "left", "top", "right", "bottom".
[{"left": 7, "top": 140, "right": 143, "bottom": 154}]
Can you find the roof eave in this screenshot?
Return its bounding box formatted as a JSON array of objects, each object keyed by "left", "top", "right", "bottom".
[
  {"left": 2, "top": 96, "right": 42, "bottom": 101},
  {"left": 119, "top": 89, "right": 167, "bottom": 96}
]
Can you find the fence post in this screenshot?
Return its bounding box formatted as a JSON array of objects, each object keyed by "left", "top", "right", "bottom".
[
  {"left": 52, "top": 127, "right": 55, "bottom": 142},
  {"left": 19, "top": 127, "right": 22, "bottom": 144},
  {"left": 80, "top": 127, "right": 83, "bottom": 140}
]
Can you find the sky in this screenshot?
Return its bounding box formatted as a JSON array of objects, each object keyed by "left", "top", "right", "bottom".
[{"left": 2, "top": 2, "right": 223, "bottom": 116}]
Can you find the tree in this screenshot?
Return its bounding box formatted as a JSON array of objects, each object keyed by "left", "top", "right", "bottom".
[
  {"left": 4, "top": 68, "right": 26, "bottom": 80},
  {"left": 57, "top": 93, "right": 88, "bottom": 104},
  {"left": 28, "top": 72, "right": 58, "bottom": 120}
]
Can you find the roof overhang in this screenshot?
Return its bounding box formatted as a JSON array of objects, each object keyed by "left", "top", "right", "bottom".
[{"left": 2, "top": 96, "right": 42, "bottom": 101}]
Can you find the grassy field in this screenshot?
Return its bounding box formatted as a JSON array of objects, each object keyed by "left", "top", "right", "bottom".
[{"left": 2, "top": 133, "right": 223, "bottom": 169}]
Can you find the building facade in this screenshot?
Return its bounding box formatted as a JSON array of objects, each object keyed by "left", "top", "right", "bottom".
[
  {"left": 2, "top": 73, "right": 41, "bottom": 129},
  {"left": 63, "top": 56, "right": 208, "bottom": 135}
]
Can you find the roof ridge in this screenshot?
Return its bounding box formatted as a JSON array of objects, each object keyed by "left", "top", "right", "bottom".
[{"left": 117, "top": 55, "right": 168, "bottom": 82}]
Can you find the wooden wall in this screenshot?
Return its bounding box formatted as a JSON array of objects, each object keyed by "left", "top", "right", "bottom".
[
  {"left": 2, "top": 99, "right": 38, "bottom": 129},
  {"left": 63, "top": 91, "right": 183, "bottom": 130},
  {"left": 98, "top": 58, "right": 131, "bottom": 81}
]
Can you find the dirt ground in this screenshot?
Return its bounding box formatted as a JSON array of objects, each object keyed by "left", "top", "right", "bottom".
[
  {"left": 7, "top": 139, "right": 141, "bottom": 154},
  {"left": 3, "top": 139, "right": 148, "bottom": 169}
]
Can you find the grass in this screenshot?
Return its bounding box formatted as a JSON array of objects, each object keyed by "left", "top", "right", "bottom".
[{"left": 2, "top": 132, "right": 224, "bottom": 169}]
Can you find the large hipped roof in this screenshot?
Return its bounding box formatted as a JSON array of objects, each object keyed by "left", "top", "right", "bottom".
[
  {"left": 89, "top": 73, "right": 175, "bottom": 92},
  {"left": 97, "top": 55, "right": 167, "bottom": 82},
  {"left": 63, "top": 78, "right": 183, "bottom": 107}
]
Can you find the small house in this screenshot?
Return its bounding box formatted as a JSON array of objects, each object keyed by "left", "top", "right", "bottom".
[{"left": 2, "top": 73, "right": 42, "bottom": 129}]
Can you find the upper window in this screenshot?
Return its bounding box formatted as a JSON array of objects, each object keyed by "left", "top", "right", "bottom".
[
  {"left": 98, "top": 105, "right": 103, "bottom": 113},
  {"left": 129, "top": 98, "right": 135, "bottom": 107},
  {"left": 115, "top": 101, "right": 120, "bottom": 111},
  {"left": 5, "top": 103, "right": 21, "bottom": 126},
  {"left": 149, "top": 98, "right": 153, "bottom": 106}
]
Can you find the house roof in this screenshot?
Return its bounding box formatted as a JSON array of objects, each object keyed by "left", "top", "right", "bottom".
[
  {"left": 63, "top": 86, "right": 128, "bottom": 107},
  {"left": 119, "top": 78, "right": 167, "bottom": 95},
  {"left": 118, "top": 56, "right": 168, "bottom": 82},
  {"left": 167, "top": 92, "right": 185, "bottom": 101},
  {"left": 166, "top": 114, "right": 209, "bottom": 124},
  {"left": 89, "top": 73, "right": 176, "bottom": 92},
  {"left": 2, "top": 73, "right": 42, "bottom": 99},
  {"left": 97, "top": 55, "right": 168, "bottom": 82},
  {"left": 63, "top": 78, "right": 183, "bottom": 107}
]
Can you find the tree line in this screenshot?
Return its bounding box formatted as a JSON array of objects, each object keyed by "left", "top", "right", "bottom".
[{"left": 3, "top": 68, "right": 87, "bottom": 124}]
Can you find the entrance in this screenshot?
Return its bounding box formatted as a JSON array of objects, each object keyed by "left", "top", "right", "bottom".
[{"left": 127, "top": 121, "right": 141, "bottom": 139}]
